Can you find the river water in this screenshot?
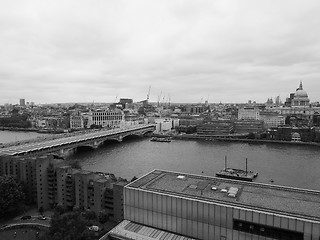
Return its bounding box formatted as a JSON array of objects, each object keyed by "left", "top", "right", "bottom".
[
  {"left": 66, "top": 137, "right": 320, "bottom": 191},
  {"left": 1, "top": 131, "right": 320, "bottom": 191},
  {"left": 0, "top": 130, "right": 47, "bottom": 144}
]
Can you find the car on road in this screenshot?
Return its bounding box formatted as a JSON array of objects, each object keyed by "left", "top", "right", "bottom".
[
  {"left": 38, "top": 215, "right": 47, "bottom": 220},
  {"left": 20, "top": 215, "right": 31, "bottom": 220}
]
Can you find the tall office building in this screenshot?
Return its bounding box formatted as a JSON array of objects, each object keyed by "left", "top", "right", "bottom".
[{"left": 19, "top": 98, "right": 25, "bottom": 106}]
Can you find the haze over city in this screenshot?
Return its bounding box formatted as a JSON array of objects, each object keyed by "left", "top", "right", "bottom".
[{"left": 1, "top": 0, "right": 320, "bottom": 105}]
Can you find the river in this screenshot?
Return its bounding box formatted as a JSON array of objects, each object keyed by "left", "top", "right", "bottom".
[
  {"left": 65, "top": 137, "right": 320, "bottom": 191},
  {"left": 1, "top": 131, "right": 320, "bottom": 191},
  {"left": 0, "top": 130, "right": 48, "bottom": 144}
]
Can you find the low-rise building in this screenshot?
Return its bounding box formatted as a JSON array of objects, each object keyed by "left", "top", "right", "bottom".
[
  {"left": 266, "top": 126, "right": 315, "bottom": 142},
  {"left": 197, "top": 120, "right": 234, "bottom": 135},
  {"left": 108, "top": 169, "right": 320, "bottom": 240},
  {"left": 70, "top": 111, "right": 85, "bottom": 129},
  {"left": 238, "top": 107, "right": 259, "bottom": 120},
  {"left": 88, "top": 109, "right": 124, "bottom": 128},
  {"left": 233, "top": 120, "right": 264, "bottom": 134},
  {"left": 259, "top": 111, "right": 285, "bottom": 129},
  {"left": 154, "top": 118, "right": 173, "bottom": 132}
]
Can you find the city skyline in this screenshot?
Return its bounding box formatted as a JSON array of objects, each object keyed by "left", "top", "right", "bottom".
[{"left": 1, "top": 0, "right": 320, "bottom": 105}]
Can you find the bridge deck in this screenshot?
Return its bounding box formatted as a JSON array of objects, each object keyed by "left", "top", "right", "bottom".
[{"left": 0, "top": 124, "right": 154, "bottom": 157}]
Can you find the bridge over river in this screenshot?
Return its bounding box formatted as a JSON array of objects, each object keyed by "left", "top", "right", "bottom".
[{"left": 0, "top": 124, "right": 155, "bottom": 157}]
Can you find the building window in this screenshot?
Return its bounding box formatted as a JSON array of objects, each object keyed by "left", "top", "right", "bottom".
[{"left": 233, "top": 219, "right": 303, "bottom": 240}]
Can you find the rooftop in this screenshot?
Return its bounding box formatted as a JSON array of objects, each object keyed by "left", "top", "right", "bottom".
[
  {"left": 127, "top": 170, "right": 320, "bottom": 222},
  {"left": 102, "top": 220, "right": 195, "bottom": 240}
]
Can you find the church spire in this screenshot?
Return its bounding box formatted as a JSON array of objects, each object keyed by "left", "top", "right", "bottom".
[{"left": 299, "top": 80, "right": 303, "bottom": 90}]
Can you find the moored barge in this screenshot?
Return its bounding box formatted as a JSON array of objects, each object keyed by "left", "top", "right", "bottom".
[{"left": 216, "top": 157, "right": 258, "bottom": 182}]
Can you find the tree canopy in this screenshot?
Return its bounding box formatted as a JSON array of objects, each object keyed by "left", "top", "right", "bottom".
[
  {"left": 0, "top": 113, "right": 31, "bottom": 128},
  {"left": 0, "top": 176, "right": 25, "bottom": 218},
  {"left": 47, "top": 210, "right": 97, "bottom": 240}
]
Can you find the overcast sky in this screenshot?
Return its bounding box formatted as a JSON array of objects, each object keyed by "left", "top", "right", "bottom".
[{"left": 1, "top": 0, "right": 320, "bottom": 105}]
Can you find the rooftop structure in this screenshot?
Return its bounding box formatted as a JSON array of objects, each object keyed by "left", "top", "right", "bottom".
[
  {"left": 104, "top": 220, "right": 195, "bottom": 240},
  {"left": 127, "top": 170, "right": 320, "bottom": 221},
  {"left": 123, "top": 169, "right": 320, "bottom": 239}
]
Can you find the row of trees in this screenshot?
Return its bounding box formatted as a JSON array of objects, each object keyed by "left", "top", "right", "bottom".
[
  {"left": 44, "top": 207, "right": 110, "bottom": 240},
  {"left": 0, "top": 176, "right": 25, "bottom": 218},
  {"left": 0, "top": 113, "right": 31, "bottom": 128}
]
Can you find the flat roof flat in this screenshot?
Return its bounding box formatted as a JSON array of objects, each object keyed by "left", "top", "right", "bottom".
[
  {"left": 101, "top": 220, "right": 195, "bottom": 240},
  {"left": 126, "top": 170, "right": 320, "bottom": 222}
]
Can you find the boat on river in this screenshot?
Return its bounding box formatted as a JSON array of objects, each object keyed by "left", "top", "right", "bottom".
[
  {"left": 150, "top": 137, "right": 171, "bottom": 142},
  {"left": 216, "top": 157, "right": 258, "bottom": 182}
]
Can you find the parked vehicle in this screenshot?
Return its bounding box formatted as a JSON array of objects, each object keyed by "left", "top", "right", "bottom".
[
  {"left": 38, "top": 215, "right": 47, "bottom": 220},
  {"left": 21, "top": 215, "right": 31, "bottom": 220}
]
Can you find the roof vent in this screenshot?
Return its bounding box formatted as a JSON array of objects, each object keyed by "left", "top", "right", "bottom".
[
  {"left": 227, "top": 187, "right": 239, "bottom": 198},
  {"left": 177, "top": 175, "right": 186, "bottom": 180}
]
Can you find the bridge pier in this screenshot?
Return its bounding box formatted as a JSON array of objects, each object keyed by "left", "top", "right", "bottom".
[
  {"left": 93, "top": 141, "right": 104, "bottom": 148},
  {"left": 53, "top": 148, "right": 75, "bottom": 159}
]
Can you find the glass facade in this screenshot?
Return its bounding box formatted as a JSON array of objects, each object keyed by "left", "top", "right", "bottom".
[{"left": 124, "top": 188, "right": 320, "bottom": 240}]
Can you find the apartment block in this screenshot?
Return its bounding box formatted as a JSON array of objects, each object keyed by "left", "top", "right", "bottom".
[{"left": 0, "top": 155, "right": 127, "bottom": 221}]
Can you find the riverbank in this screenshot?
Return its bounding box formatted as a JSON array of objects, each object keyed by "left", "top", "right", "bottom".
[
  {"left": 0, "top": 127, "right": 38, "bottom": 132},
  {"left": 171, "top": 133, "right": 320, "bottom": 147},
  {"left": 0, "top": 127, "right": 64, "bottom": 134}
]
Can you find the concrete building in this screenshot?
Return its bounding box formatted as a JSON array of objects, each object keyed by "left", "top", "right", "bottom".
[
  {"left": 0, "top": 155, "right": 128, "bottom": 222},
  {"left": 36, "top": 155, "right": 59, "bottom": 210},
  {"left": 266, "top": 126, "right": 315, "bottom": 142},
  {"left": 19, "top": 98, "right": 25, "bottom": 106},
  {"left": 238, "top": 107, "right": 259, "bottom": 120},
  {"left": 259, "top": 111, "right": 285, "bottom": 129},
  {"left": 233, "top": 120, "right": 264, "bottom": 134},
  {"left": 109, "top": 169, "right": 320, "bottom": 240},
  {"left": 0, "top": 155, "right": 63, "bottom": 206},
  {"left": 197, "top": 120, "right": 234, "bottom": 135},
  {"left": 88, "top": 109, "right": 124, "bottom": 128},
  {"left": 70, "top": 111, "right": 85, "bottom": 129},
  {"left": 186, "top": 105, "right": 205, "bottom": 115},
  {"left": 154, "top": 118, "right": 173, "bottom": 132}
]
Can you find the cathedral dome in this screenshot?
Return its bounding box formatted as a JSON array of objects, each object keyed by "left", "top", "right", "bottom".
[
  {"left": 294, "top": 89, "right": 308, "bottom": 98},
  {"left": 291, "top": 81, "right": 310, "bottom": 107},
  {"left": 294, "top": 81, "right": 308, "bottom": 98}
]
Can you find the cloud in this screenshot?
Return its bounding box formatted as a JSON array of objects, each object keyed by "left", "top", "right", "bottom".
[{"left": 0, "top": 0, "right": 320, "bottom": 104}]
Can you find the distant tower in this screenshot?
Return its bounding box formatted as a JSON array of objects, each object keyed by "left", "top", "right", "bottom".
[
  {"left": 275, "top": 96, "right": 280, "bottom": 106},
  {"left": 19, "top": 99, "right": 25, "bottom": 106}
]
